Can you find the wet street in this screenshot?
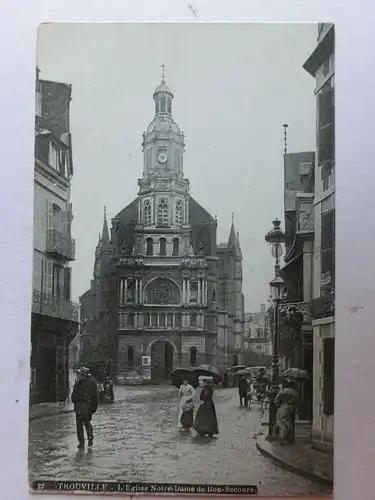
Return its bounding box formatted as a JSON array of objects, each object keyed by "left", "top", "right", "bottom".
[{"left": 29, "top": 386, "right": 330, "bottom": 496}]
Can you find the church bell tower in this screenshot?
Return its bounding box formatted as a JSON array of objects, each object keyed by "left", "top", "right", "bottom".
[{"left": 136, "top": 67, "right": 190, "bottom": 248}]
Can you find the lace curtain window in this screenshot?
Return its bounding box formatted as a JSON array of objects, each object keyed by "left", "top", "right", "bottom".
[
  {"left": 158, "top": 198, "right": 169, "bottom": 225},
  {"left": 144, "top": 200, "right": 152, "bottom": 226},
  {"left": 146, "top": 238, "right": 153, "bottom": 256},
  {"left": 172, "top": 238, "right": 179, "bottom": 256},
  {"left": 159, "top": 238, "right": 167, "bottom": 256},
  {"left": 175, "top": 201, "right": 183, "bottom": 225}
]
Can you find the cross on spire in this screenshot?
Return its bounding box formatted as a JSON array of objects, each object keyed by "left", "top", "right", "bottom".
[{"left": 161, "top": 64, "right": 165, "bottom": 81}]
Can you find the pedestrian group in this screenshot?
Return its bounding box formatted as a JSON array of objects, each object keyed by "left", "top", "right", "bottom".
[{"left": 71, "top": 366, "right": 298, "bottom": 450}]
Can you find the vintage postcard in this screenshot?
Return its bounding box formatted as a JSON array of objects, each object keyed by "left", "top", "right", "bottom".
[{"left": 29, "top": 22, "right": 334, "bottom": 496}]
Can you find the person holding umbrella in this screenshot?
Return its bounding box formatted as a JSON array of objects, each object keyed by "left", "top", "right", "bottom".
[
  {"left": 193, "top": 378, "right": 219, "bottom": 438},
  {"left": 275, "top": 378, "right": 299, "bottom": 445}
]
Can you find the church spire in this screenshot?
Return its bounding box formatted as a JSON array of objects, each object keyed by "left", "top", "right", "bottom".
[
  {"left": 228, "top": 215, "right": 242, "bottom": 257},
  {"left": 100, "top": 206, "right": 110, "bottom": 246}
]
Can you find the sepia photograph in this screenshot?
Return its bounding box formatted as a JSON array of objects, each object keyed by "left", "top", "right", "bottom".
[{"left": 28, "top": 22, "right": 335, "bottom": 496}]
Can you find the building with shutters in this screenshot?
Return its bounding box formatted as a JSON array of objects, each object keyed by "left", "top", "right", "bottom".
[
  {"left": 279, "top": 151, "right": 315, "bottom": 420},
  {"left": 79, "top": 73, "right": 245, "bottom": 382},
  {"left": 30, "top": 69, "right": 79, "bottom": 404},
  {"left": 244, "top": 307, "right": 271, "bottom": 356},
  {"left": 303, "top": 23, "right": 335, "bottom": 452}
]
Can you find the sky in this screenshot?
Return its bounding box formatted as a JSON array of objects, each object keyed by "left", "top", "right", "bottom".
[{"left": 37, "top": 22, "right": 317, "bottom": 312}]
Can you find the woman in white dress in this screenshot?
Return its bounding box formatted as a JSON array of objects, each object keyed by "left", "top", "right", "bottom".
[{"left": 177, "top": 380, "right": 195, "bottom": 430}]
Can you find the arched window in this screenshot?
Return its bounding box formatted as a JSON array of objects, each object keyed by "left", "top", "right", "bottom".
[
  {"left": 144, "top": 200, "right": 151, "bottom": 226},
  {"left": 146, "top": 237, "right": 153, "bottom": 256},
  {"left": 190, "top": 313, "right": 197, "bottom": 327},
  {"left": 175, "top": 200, "right": 183, "bottom": 225},
  {"left": 158, "top": 198, "right": 169, "bottom": 225},
  {"left": 151, "top": 313, "right": 157, "bottom": 327},
  {"left": 232, "top": 354, "right": 239, "bottom": 366},
  {"left": 160, "top": 97, "right": 166, "bottom": 113},
  {"left": 159, "top": 313, "right": 166, "bottom": 327},
  {"left": 127, "top": 346, "right": 134, "bottom": 366},
  {"left": 175, "top": 313, "right": 182, "bottom": 328},
  {"left": 127, "top": 281, "right": 135, "bottom": 302},
  {"left": 159, "top": 237, "right": 166, "bottom": 256},
  {"left": 167, "top": 98, "right": 172, "bottom": 114},
  {"left": 144, "top": 313, "right": 150, "bottom": 327},
  {"left": 189, "top": 346, "right": 197, "bottom": 366},
  {"left": 167, "top": 313, "right": 173, "bottom": 327},
  {"left": 172, "top": 238, "right": 179, "bottom": 256},
  {"left": 127, "top": 312, "right": 134, "bottom": 327},
  {"left": 155, "top": 100, "right": 159, "bottom": 114}
]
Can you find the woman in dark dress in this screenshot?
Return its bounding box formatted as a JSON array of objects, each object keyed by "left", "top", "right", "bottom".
[{"left": 193, "top": 381, "right": 219, "bottom": 438}]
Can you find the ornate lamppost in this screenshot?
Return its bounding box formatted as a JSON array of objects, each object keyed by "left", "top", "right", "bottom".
[{"left": 265, "top": 219, "right": 286, "bottom": 439}]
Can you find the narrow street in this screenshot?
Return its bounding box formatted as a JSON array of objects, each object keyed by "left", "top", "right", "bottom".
[{"left": 29, "top": 386, "right": 330, "bottom": 496}]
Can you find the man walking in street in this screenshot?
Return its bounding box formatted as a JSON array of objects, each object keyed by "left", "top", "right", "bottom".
[
  {"left": 71, "top": 367, "right": 98, "bottom": 450},
  {"left": 238, "top": 375, "right": 249, "bottom": 408}
]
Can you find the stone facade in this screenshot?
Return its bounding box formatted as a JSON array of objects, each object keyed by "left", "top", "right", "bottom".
[
  {"left": 80, "top": 74, "right": 245, "bottom": 382},
  {"left": 244, "top": 308, "right": 271, "bottom": 355},
  {"left": 303, "top": 23, "right": 335, "bottom": 450},
  {"left": 31, "top": 70, "right": 79, "bottom": 404}
]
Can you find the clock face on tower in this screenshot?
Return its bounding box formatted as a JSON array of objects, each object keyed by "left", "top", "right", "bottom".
[{"left": 157, "top": 152, "right": 168, "bottom": 165}]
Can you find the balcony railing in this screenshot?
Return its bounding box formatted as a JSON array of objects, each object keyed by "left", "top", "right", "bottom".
[
  {"left": 46, "top": 230, "right": 76, "bottom": 261},
  {"left": 280, "top": 301, "right": 312, "bottom": 323},
  {"left": 311, "top": 292, "right": 335, "bottom": 320},
  {"left": 32, "top": 289, "right": 79, "bottom": 322}
]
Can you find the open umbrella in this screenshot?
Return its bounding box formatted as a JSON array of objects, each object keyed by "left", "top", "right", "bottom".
[
  {"left": 281, "top": 368, "right": 309, "bottom": 381},
  {"left": 171, "top": 368, "right": 193, "bottom": 388},
  {"left": 230, "top": 365, "right": 247, "bottom": 373},
  {"left": 191, "top": 364, "right": 220, "bottom": 378},
  {"left": 234, "top": 369, "right": 251, "bottom": 376}
]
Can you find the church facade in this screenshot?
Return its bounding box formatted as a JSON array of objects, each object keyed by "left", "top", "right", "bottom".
[{"left": 80, "top": 74, "right": 245, "bottom": 382}]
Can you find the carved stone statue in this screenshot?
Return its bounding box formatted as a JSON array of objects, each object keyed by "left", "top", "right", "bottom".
[
  {"left": 198, "top": 241, "right": 205, "bottom": 255},
  {"left": 120, "top": 242, "right": 128, "bottom": 257}
]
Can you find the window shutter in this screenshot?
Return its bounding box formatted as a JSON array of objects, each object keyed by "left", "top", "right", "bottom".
[
  {"left": 43, "top": 260, "right": 53, "bottom": 296},
  {"left": 60, "top": 209, "right": 66, "bottom": 236},
  {"left": 318, "top": 89, "right": 334, "bottom": 165},
  {"left": 321, "top": 209, "right": 335, "bottom": 289},
  {"left": 35, "top": 135, "right": 50, "bottom": 164},
  {"left": 47, "top": 201, "right": 53, "bottom": 231},
  {"left": 323, "top": 337, "right": 335, "bottom": 415},
  {"left": 64, "top": 267, "right": 71, "bottom": 301}
]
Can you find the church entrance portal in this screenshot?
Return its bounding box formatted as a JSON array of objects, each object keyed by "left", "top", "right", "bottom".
[{"left": 150, "top": 340, "right": 174, "bottom": 381}]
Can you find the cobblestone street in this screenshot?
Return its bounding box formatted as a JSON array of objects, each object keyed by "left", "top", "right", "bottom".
[{"left": 29, "top": 386, "right": 330, "bottom": 496}]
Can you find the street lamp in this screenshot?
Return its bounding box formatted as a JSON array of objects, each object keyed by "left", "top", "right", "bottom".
[
  {"left": 265, "top": 218, "right": 284, "bottom": 270},
  {"left": 265, "top": 219, "right": 285, "bottom": 440}
]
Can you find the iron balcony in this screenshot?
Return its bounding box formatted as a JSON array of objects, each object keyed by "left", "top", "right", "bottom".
[
  {"left": 32, "top": 289, "right": 79, "bottom": 322},
  {"left": 46, "top": 230, "right": 76, "bottom": 261}
]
